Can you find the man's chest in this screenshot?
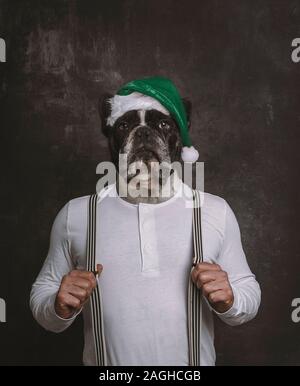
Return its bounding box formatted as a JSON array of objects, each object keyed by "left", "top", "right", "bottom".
[{"left": 71, "top": 196, "right": 223, "bottom": 273}]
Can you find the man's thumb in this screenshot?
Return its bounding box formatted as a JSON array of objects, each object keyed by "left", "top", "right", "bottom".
[{"left": 96, "top": 263, "right": 103, "bottom": 275}]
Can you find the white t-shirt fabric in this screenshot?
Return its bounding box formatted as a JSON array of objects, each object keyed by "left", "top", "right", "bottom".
[{"left": 30, "top": 179, "right": 261, "bottom": 366}]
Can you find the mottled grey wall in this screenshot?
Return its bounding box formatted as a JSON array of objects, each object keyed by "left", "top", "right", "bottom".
[{"left": 0, "top": 0, "right": 300, "bottom": 365}]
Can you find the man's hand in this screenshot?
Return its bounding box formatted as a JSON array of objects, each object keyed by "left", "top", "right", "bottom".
[
  {"left": 55, "top": 264, "right": 103, "bottom": 319},
  {"left": 191, "top": 262, "right": 234, "bottom": 313}
]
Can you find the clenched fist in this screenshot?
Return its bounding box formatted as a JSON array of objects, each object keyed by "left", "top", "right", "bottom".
[
  {"left": 191, "top": 262, "right": 234, "bottom": 313},
  {"left": 55, "top": 264, "right": 103, "bottom": 319}
]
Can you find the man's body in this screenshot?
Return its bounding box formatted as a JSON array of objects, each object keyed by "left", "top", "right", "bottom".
[
  {"left": 30, "top": 179, "right": 261, "bottom": 365},
  {"left": 30, "top": 76, "right": 261, "bottom": 365}
]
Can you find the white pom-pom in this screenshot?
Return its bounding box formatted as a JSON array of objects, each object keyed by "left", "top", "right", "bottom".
[{"left": 181, "top": 146, "right": 199, "bottom": 163}]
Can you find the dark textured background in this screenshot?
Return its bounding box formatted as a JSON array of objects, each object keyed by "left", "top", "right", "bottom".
[{"left": 0, "top": 0, "right": 300, "bottom": 365}]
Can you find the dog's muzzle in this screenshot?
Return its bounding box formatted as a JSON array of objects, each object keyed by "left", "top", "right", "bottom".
[{"left": 124, "top": 125, "right": 166, "bottom": 164}]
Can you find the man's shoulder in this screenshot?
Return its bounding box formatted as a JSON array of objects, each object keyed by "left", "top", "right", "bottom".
[
  {"left": 192, "top": 189, "right": 228, "bottom": 233},
  {"left": 201, "top": 190, "right": 227, "bottom": 211},
  {"left": 67, "top": 194, "right": 90, "bottom": 212},
  {"left": 66, "top": 184, "right": 116, "bottom": 213},
  {"left": 197, "top": 190, "right": 241, "bottom": 237},
  {"left": 184, "top": 183, "right": 227, "bottom": 212}
]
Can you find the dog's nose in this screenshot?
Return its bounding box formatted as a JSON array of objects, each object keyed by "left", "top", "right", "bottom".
[{"left": 136, "top": 126, "right": 150, "bottom": 140}]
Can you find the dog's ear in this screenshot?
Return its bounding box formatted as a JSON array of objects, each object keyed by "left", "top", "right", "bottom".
[
  {"left": 182, "top": 97, "right": 192, "bottom": 130},
  {"left": 98, "top": 93, "right": 114, "bottom": 137}
]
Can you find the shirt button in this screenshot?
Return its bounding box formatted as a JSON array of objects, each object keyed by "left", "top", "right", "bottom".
[
  {"left": 142, "top": 205, "right": 152, "bottom": 214},
  {"left": 142, "top": 220, "right": 152, "bottom": 233},
  {"left": 143, "top": 244, "right": 152, "bottom": 254}
]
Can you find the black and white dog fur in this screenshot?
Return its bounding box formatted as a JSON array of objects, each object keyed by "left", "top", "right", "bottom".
[{"left": 99, "top": 91, "right": 192, "bottom": 204}]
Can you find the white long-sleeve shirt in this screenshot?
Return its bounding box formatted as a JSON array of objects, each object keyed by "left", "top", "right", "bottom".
[{"left": 30, "top": 179, "right": 261, "bottom": 366}]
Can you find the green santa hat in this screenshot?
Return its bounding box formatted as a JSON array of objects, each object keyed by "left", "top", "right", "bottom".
[{"left": 107, "top": 76, "right": 199, "bottom": 163}]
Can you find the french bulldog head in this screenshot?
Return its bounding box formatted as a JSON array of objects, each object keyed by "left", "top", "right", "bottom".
[{"left": 99, "top": 91, "right": 192, "bottom": 171}]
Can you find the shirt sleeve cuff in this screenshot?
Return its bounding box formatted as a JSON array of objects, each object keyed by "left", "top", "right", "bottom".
[
  {"left": 211, "top": 284, "right": 240, "bottom": 319},
  {"left": 49, "top": 292, "right": 82, "bottom": 322}
]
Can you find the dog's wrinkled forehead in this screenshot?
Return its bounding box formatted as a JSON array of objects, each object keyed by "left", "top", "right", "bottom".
[{"left": 106, "top": 91, "right": 170, "bottom": 126}]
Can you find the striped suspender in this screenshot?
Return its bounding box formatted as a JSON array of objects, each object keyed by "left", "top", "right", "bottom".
[
  {"left": 86, "top": 194, "right": 107, "bottom": 366},
  {"left": 188, "top": 189, "right": 204, "bottom": 366},
  {"left": 86, "top": 190, "right": 203, "bottom": 366}
]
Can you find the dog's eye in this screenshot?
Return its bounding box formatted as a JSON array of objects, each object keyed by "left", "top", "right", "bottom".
[
  {"left": 158, "top": 120, "right": 170, "bottom": 130},
  {"left": 118, "top": 122, "right": 128, "bottom": 131}
]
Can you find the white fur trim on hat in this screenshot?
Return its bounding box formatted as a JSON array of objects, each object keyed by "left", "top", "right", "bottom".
[
  {"left": 181, "top": 146, "right": 199, "bottom": 163},
  {"left": 106, "top": 91, "right": 170, "bottom": 126}
]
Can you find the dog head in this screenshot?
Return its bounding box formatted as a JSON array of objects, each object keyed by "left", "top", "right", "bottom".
[{"left": 99, "top": 91, "right": 192, "bottom": 176}]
